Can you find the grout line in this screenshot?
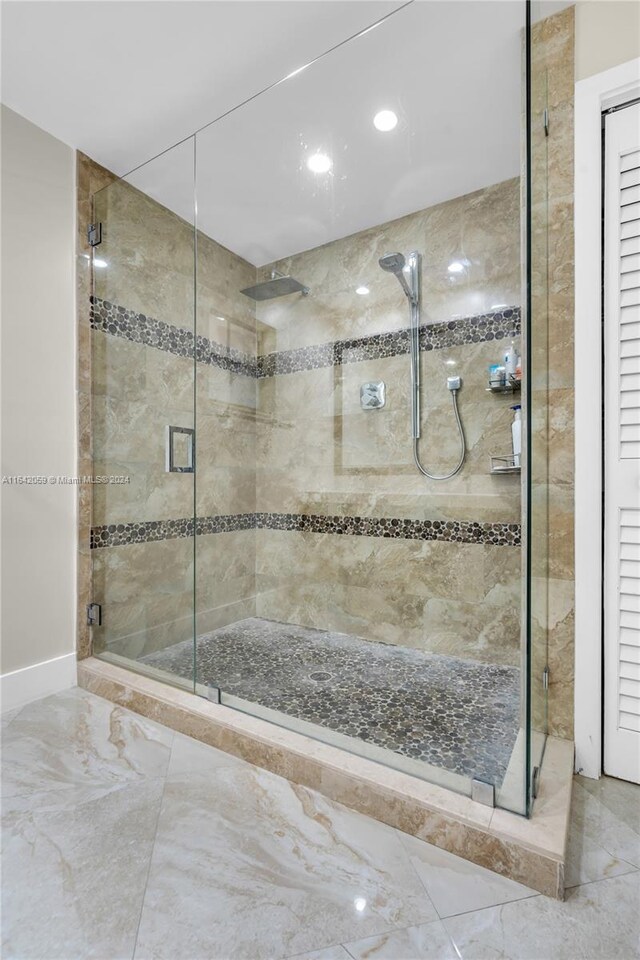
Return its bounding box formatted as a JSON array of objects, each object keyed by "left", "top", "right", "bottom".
[
  {"left": 130, "top": 749, "right": 173, "bottom": 960},
  {"left": 393, "top": 828, "right": 442, "bottom": 919}
]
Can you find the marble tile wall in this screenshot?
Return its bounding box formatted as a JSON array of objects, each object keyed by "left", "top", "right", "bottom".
[
  {"left": 80, "top": 163, "right": 524, "bottom": 677},
  {"left": 255, "top": 179, "right": 523, "bottom": 661},
  {"left": 529, "top": 6, "right": 575, "bottom": 740}
]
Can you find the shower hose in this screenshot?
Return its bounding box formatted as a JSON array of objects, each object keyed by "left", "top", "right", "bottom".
[
  {"left": 409, "top": 298, "right": 466, "bottom": 481},
  {"left": 412, "top": 389, "right": 466, "bottom": 481}
]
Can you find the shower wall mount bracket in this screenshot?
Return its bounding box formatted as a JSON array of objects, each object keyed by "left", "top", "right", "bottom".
[{"left": 471, "top": 777, "right": 495, "bottom": 807}]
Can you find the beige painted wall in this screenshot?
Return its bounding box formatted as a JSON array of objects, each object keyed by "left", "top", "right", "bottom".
[
  {"left": 1, "top": 105, "right": 76, "bottom": 675},
  {"left": 575, "top": 0, "right": 640, "bottom": 80}
]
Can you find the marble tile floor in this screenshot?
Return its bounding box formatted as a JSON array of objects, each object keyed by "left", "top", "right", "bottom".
[
  {"left": 2, "top": 688, "right": 639, "bottom": 960},
  {"left": 140, "top": 617, "right": 520, "bottom": 787}
]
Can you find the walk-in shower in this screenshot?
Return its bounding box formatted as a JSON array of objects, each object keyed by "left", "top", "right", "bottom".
[
  {"left": 86, "top": 0, "right": 552, "bottom": 821},
  {"left": 379, "top": 250, "right": 466, "bottom": 481}
]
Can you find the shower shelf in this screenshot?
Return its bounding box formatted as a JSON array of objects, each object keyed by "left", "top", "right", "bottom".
[
  {"left": 489, "top": 454, "right": 521, "bottom": 475},
  {"left": 486, "top": 377, "right": 522, "bottom": 394}
]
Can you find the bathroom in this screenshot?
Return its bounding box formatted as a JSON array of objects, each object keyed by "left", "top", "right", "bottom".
[{"left": 2, "top": 1, "right": 639, "bottom": 957}]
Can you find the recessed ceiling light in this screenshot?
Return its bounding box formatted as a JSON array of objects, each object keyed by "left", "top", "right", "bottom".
[
  {"left": 448, "top": 261, "right": 466, "bottom": 274},
  {"left": 373, "top": 109, "right": 398, "bottom": 132},
  {"left": 93, "top": 258, "right": 108, "bottom": 269},
  {"left": 354, "top": 898, "right": 367, "bottom": 912},
  {"left": 307, "top": 152, "right": 332, "bottom": 174},
  {"left": 355, "top": 285, "right": 370, "bottom": 296}
]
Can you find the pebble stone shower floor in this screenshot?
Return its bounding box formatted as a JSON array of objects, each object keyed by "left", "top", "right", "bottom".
[{"left": 141, "top": 617, "right": 520, "bottom": 786}]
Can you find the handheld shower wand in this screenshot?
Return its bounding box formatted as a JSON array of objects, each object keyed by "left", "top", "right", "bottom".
[{"left": 378, "top": 250, "right": 466, "bottom": 481}]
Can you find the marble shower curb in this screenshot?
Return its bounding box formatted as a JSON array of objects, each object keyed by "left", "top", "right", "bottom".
[{"left": 78, "top": 657, "right": 574, "bottom": 899}]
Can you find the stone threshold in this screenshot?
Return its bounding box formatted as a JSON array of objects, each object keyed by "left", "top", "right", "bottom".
[{"left": 77, "top": 656, "right": 573, "bottom": 899}]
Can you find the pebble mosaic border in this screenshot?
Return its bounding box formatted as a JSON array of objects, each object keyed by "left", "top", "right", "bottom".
[
  {"left": 257, "top": 307, "right": 521, "bottom": 378},
  {"left": 90, "top": 296, "right": 520, "bottom": 379},
  {"left": 91, "top": 511, "right": 521, "bottom": 549},
  {"left": 90, "top": 297, "right": 257, "bottom": 378}
]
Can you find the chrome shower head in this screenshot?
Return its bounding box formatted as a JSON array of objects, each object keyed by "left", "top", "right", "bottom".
[
  {"left": 378, "top": 252, "right": 406, "bottom": 274},
  {"left": 378, "top": 251, "right": 414, "bottom": 302},
  {"left": 240, "top": 272, "right": 309, "bottom": 301}
]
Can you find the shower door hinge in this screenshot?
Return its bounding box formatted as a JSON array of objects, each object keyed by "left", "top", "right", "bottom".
[
  {"left": 543, "top": 108, "right": 549, "bottom": 137},
  {"left": 542, "top": 666, "right": 550, "bottom": 691},
  {"left": 86, "top": 602, "right": 102, "bottom": 627},
  {"left": 471, "top": 778, "right": 495, "bottom": 807},
  {"left": 87, "top": 222, "right": 102, "bottom": 247}
]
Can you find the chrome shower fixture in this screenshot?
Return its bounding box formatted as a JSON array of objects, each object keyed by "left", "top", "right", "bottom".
[
  {"left": 378, "top": 252, "right": 416, "bottom": 303},
  {"left": 241, "top": 271, "right": 310, "bottom": 301},
  {"left": 378, "top": 249, "right": 466, "bottom": 481}
]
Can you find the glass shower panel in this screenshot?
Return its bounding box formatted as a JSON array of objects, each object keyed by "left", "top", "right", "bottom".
[
  {"left": 527, "top": 9, "right": 551, "bottom": 798},
  {"left": 176, "top": 2, "right": 526, "bottom": 812},
  {"left": 181, "top": 0, "right": 529, "bottom": 813},
  {"left": 90, "top": 137, "right": 197, "bottom": 692}
]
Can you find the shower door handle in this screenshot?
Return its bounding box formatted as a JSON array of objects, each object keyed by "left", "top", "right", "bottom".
[{"left": 165, "top": 425, "right": 195, "bottom": 473}]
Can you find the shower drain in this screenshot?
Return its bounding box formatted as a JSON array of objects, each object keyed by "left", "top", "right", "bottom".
[{"left": 309, "top": 671, "right": 333, "bottom": 682}]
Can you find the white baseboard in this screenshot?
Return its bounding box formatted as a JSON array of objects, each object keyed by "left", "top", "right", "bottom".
[{"left": 1, "top": 652, "right": 77, "bottom": 712}]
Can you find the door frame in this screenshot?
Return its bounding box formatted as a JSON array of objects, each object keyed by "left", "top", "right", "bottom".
[{"left": 574, "top": 57, "right": 640, "bottom": 780}]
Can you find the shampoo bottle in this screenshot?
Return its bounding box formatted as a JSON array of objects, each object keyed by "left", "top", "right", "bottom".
[
  {"left": 511, "top": 404, "right": 522, "bottom": 467},
  {"left": 504, "top": 341, "right": 517, "bottom": 379}
]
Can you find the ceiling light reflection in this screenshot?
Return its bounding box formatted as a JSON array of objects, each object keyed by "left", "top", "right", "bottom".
[
  {"left": 373, "top": 109, "right": 398, "bottom": 132},
  {"left": 307, "top": 152, "right": 332, "bottom": 174}
]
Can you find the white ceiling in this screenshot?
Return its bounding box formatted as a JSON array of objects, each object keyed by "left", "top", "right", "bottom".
[
  {"left": 1, "top": 0, "right": 401, "bottom": 175},
  {"left": 2, "top": 0, "right": 539, "bottom": 265}
]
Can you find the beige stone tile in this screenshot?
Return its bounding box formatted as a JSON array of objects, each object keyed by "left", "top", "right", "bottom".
[
  {"left": 195, "top": 465, "right": 256, "bottom": 516},
  {"left": 196, "top": 597, "right": 257, "bottom": 636},
  {"left": 92, "top": 538, "right": 194, "bottom": 607},
  {"left": 256, "top": 529, "right": 489, "bottom": 602},
  {"left": 92, "top": 459, "right": 149, "bottom": 525},
  {"left": 92, "top": 330, "right": 147, "bottom": 402},
  {"left": 547, "top": 97, "right": 574, "bottom": 204},
  {"left": 196, "top": 530, "right": 256, "bottom": 583},
  {"left": 145, "top": 345, "right": 194, "bottom": 411},
  {"left": 548, "top": 387, "right": 574, "bottom": 486},
  {"left": 548, "top": 482, "right": 575, "bottom": 582},
  {"left": 423, "top": 597, "right": 520, "bottom": 666},
  {"left": 483, "top": 544, "right": 522, "bottom": 611},
  {"left": 197, "top": 409, "right": 256, "bottom": 469},
  {"left": 197, "top": 363, "right": 257, "bottom": 414},
  {"left": 547, "top": 291, "right": 575, "bottom": 389},
  {"left": 256, "top": 578, "right": 426, "bottom": 650},
  {"left": 547, "top": 578, "right": 575, "bottom": 740},
  {"left": 541, "top": 5, "right": 575, "bottom": 109}
]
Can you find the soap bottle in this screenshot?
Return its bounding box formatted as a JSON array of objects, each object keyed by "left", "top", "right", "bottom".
[
  {"left": 503, "top": 341, "right": 517, "bottom": 380},
  {"left": 511, "top": 404, "right": 522, "bottom": 467}
]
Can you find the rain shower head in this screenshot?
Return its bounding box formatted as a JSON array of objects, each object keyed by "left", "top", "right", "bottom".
[
  {"left": 241, "top": 272, "right": 310, "bottom": 301},
  {"left": 378, "top": 251, "right": 414, "bottom": 302}
]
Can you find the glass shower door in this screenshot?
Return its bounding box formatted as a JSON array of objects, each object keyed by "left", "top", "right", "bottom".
[{"left": 90, "top": 138, "right": 197, "bottom": 692}]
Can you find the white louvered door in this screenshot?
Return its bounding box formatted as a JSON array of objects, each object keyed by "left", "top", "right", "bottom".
[{"left": 604, "top": 101, "right": 640, "bottom": 784}]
